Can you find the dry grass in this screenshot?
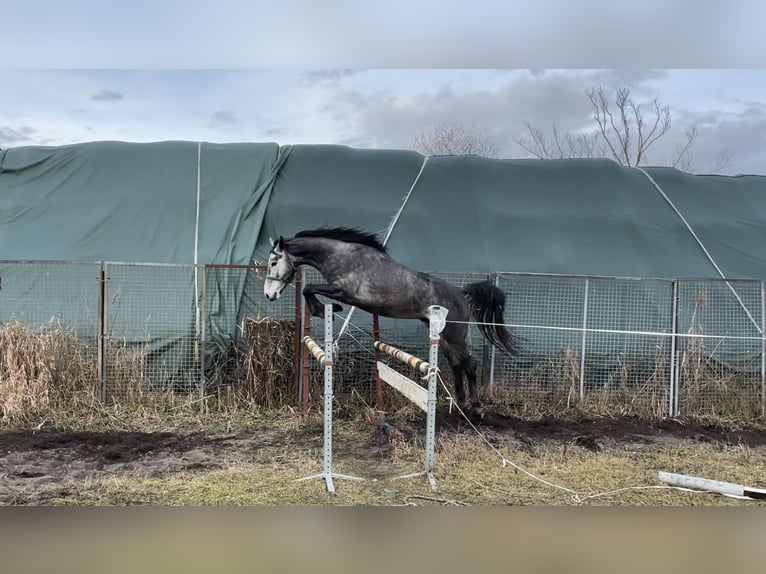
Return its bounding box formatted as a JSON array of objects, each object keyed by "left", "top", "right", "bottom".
[
  {"left": 483, "top": 336, "right": 763, "bottom": 423},
  {"left": 484, "top": 345, "right": 670, "bottom": 421},
  {"left": 0, "top": 319, "right": 99, "bottom": 422},
  {"left": 676, "top": 288, "right": 764, "bottom": 420},
  {"left": 206, "top": 317, "right": 297, "bottom": 410},
  {"left": 0, "top": 320, "right": 204, "bottom": 428},
  {"left": 242, "top": 317, "right": 296, "bottom": 408},
  {"left": 2, "top": 302, "right": 763, "bottom": 431}
]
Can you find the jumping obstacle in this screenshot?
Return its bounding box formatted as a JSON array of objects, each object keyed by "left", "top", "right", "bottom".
[
  {"left": 373, "top": 305, "right": 448, "bottom": 490},
  {"left": 297, "top": 303, "right": 364, "bottom": 493}
]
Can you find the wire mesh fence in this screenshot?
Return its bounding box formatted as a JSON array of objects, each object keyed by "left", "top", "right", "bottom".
[
  {"left": 1, "top": 260, "right": 765, "bottom": 422},
  {"left": 202, "top": 264, "right": 299, "bottom": 408},
  {"left": 103, "top": 262, "right": 200, "bottom": 404},
  {"left": 675, "top": 279, "right": 764, "bottom": 419},
  {"left": 0, "top": 261, "right": 101, "bottom": 418}
]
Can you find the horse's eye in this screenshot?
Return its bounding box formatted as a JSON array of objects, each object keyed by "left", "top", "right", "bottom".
[{"left": 270, "top": 260, "right": 277, "bottom": 267}]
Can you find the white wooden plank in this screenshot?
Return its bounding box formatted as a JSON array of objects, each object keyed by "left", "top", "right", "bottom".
[
  {"left": 377, "top": 361, "right": 428, "bottom": 412},
  {"left": 658, "top": 471, "right": 766, "bottom": 500}
]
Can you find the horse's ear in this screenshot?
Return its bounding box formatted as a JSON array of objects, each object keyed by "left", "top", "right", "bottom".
[
  {"left": 277, "top": 236, "right": 284, "bottom": 249},
  {"left": 269, "top": 237, "right": 275, "bottom": 247}
]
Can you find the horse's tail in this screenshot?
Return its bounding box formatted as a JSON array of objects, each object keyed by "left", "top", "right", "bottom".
[{"left": 462, "top": 280, "right": 520, "bottom": 356}]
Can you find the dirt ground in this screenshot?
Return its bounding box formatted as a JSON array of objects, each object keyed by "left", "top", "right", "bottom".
[{"left": 2, "top": 409, "right": 766, "bottom": 505}]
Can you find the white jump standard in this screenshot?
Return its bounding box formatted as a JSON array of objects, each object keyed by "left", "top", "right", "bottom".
[
  {"left": 374, "top": 304, "right": 448, "bottom": 490},
  {"left": 296, "top": 303, "right": 364, "bottom": 493}
]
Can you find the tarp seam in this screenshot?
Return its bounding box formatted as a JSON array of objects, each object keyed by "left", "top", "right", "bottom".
[
  {"left": 635, "top": 165, "right": 762, "bottom": 335},
  {"left": 194, "top": 142, "right": 202, "bottom": 339}
]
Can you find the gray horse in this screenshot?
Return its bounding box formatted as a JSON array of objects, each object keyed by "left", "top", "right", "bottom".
[{"left": 263, "top": 226, "right": 518, "bottom": 412}]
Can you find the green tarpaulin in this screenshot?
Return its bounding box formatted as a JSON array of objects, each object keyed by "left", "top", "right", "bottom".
[{"left": 2, "top": 140, "right": 765, "bottom": 382}]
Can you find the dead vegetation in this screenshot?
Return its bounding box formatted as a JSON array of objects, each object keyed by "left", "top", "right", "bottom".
[
  {"left": 0, "top": 319, "right": 99, "bottom": 422},
  {"left": 207, "top": 317, "right": 297, "bottom": 409},
  {"left": 1, "top": 301, "right": 764, "bottom": 430}
]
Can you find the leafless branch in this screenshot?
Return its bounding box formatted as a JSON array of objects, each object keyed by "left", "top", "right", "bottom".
[
  {"left": 588, "top": 86, "right": 626, "bottom": 165},
  {"left": 515, "top": 121, "right": 606, "bottom": 160},
  {"left": 709, "top": 148, "right": 733, "bottom": 174},
  {"left": 587, "top": 85, "right": 678, "bottom": 167},
  {"left": 412, "top": 122, "right": 502, "bottom": 158},
  {"left": 671, "top": 126, "right": 698, "bottom": 170}
]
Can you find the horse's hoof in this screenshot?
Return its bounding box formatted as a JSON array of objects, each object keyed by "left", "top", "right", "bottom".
[
  {"left": 332, "top": 303, "right": 343, "bottom": 313},
  {"left": 463, "top": 401, "right": 476, "bottom": 416}
]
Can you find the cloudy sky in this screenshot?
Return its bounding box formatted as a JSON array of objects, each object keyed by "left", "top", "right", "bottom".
[{"left": 1, "top": 2, "right": 765, "bottom": 175}]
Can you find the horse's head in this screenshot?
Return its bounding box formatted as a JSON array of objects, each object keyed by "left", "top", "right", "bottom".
[{"left": 264, "top": 236, "right": 295, "bottom": 301}]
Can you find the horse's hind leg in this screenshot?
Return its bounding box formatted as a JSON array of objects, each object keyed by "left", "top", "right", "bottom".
[
  {"left": 448, "top": 361, "right": 467, "bottom": 407},
  {"left": 462, "top": 355, "right": 481, "bottom": 410},
  {"left": 439, "top": 323, "right": 478, "bottom": 412}
]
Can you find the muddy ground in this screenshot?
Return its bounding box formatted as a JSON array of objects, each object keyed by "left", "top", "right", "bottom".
[{"left": 2, "top": 410, "right": 766, "bottom": 505}]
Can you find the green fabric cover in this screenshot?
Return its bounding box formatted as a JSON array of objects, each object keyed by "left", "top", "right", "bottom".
[{"left": 2, "top": 141, "right": 765, "bottom": 381}]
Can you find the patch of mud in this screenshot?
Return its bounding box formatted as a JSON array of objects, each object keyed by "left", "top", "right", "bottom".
[
  {"left": 427, "top": 408, "right": 766, "bottom": 455},
  {"left": 0, "top": 426, "right": 286, "bottom": 505},
  {"left": 2, "top": 410, "right": 765, "bottom": 505}
]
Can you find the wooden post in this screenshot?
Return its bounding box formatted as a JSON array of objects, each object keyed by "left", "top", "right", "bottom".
[
  {"left": 302, "top": 299, "right": 311, "bottom": 416},
  {"left": 293, "top": 268, "right": 303, "bottom": 408},
  {"left": 373, "top": 313, "right": 383, "bottom": 410}
]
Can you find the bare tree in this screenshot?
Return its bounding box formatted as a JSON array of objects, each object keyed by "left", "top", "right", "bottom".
[
  {"left": 588, "top": 86, "right": 678, "bottom": 167},
  {"left": 517, "top": 85, "right": 707, "bottom": 171},
  {"left": 709, "top": 148, "right": 733, "bottom": 174},
  {"left": 412, "top": 122, "right": 502, "bottom": 158},
  {"left": 670, "top": 126, "right": 698, "bottom": 172},
  {"left": 517, "top": 121, "right": 607, "bottom": 160}
]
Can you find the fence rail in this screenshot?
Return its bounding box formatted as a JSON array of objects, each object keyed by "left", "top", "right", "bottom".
[{"left": 0, "top": 260, "right": 764, "bottom": 421}]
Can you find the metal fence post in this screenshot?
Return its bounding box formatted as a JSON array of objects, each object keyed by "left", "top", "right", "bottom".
[
  {"left": 97, "top": 261, "right": 108, "bottom": 403},
  {"left": 579, "top": 278, "right": 589, "bottom": 402},
  {"left": 761, "top": 281, "right": 765, "bottom": 418},
  {"left": 669, "top": 280, "right": 680, "bottom": 417},
  {"left": 488, "top": 273, "right": 500, "bottom": 388},
  {"left": 198, "top": 265, "right": 207, "bottom": 412}
]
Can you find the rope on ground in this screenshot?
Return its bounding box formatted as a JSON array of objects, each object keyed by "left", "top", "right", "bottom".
[{"left": 434, "top": 372, "right": 712, "bottom": 504}]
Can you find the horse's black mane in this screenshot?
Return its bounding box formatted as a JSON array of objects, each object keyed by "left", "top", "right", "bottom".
[{"left": 293, "top": 226, "right": 387, "bottom": 253}]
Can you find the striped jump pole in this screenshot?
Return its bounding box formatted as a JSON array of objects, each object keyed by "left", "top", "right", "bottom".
[
  {"left": 297, "top": 303, "right": 364, "bottom": 493},
  {"left": 374, "top": 304, "right": 448, "bottom": 490}
]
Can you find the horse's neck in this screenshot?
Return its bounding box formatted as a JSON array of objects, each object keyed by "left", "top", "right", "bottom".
[{"left": 286, "top": 238, "right": 333, "bottom": 270}]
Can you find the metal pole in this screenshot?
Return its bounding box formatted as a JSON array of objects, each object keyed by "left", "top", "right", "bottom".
[
  {"left": 761, "top": 281, "right": 765, "bottom": 418},
  {"left": 669, "top": 280, "right": 679, "bottom": 418},
  {"left": 425, "top": 304, "right": 447, "bottom": 490},
  {"left": 579, "top": 278, "right": 589, "bottom": 403},
  {"left": 488, "top": 274, "right": 500, "bottom": 387},
  {"left": 297, "top": 303, "right": 364, "bottom": 492},
  {"left": 198, "top": 265, "right": 207, "bottom": 412},
  {"left": 322, "top": 302, "right": 334, "bottom": 491},
  {"left": 98, "top": 262, "right": 108, "bottom": 403}
]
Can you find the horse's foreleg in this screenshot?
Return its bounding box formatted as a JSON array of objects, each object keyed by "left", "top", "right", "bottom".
[{"left": 303, "top": 284, "right": 346, "bottom": 317}]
